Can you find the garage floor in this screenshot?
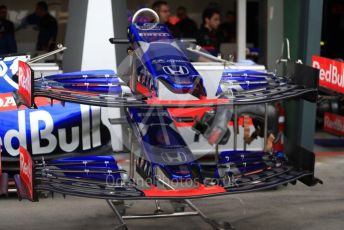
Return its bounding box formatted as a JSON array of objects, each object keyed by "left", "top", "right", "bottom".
[{"left": 0, "top": 144, "right": 343, "bottom": 230}]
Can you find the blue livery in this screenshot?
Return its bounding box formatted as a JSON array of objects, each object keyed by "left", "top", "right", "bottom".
[{"left": 129, "top": 23, "right": 207, "bottom": 98}]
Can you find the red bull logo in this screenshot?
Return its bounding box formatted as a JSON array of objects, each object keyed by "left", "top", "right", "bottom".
[
  {"left": 18, "top": 61, "right": 33, "bottom": 107},
  {"left": 0, "top": 101, "right": 124, "bottom": 157},
  {"left": 312, "top": 56, "right": 344, "bottom": 94}
]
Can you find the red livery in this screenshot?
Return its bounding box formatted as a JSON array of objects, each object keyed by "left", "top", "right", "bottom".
[
  {"left": 324, "top": 112, "right": 344, "bottom": 136},
  {"left": 312, "top": 56, "right": 344, "bottom": 94},
  {"left": 18, "top": 61, "right": 33, "bottom": 107},
  {"left": 15, "top": 146, "right": 36, "bottom": 201}
]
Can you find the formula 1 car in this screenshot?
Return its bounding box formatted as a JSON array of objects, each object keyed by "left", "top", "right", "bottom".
[{"left": 1, "top": 8, "right": 320, "bottom": 230}]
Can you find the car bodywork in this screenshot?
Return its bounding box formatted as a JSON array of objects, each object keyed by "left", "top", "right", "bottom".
[{"left": 1, "top": 19, "right": 320, "bottom": 201}]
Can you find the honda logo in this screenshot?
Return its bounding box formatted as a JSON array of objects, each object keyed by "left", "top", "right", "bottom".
[{"left": 162, "top": 65, "right": 189, "bottom": 76}]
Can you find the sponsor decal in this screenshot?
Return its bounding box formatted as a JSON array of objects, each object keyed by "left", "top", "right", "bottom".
[
  {"left": 163, "top": 65, "right": 189, "bottom": 76},
  {"left": 312, "top": 56, "right": 344, "bottom": 94},
  {"left": 0, "top": 56, "right": 123, "bottom": 158},
  {"left": 0, "top": 103, "right": 123, "bottom": 157},
  {"left": 19, "top": 146, "right": 34, "bottom": 200},
  {"left": 0, "top": 93, "right": 17, "bottom": 111},
  {"left": 18, "top": 61, "right": 33, "bottom": 107},
  {"left": 152, "top": 59, "right": 188, "bottom": 64},
  {"left": 139, "top": 32, "right": 170, "bottom": 37},
  {"left": 324, "top": 112, "right": 344, "bottom": 136},
  {"left": 136, "top": 23, "right": 167, "bottom": 31},
  {"left": 0, "top": 55, "right": 30, "bottom": 93}
]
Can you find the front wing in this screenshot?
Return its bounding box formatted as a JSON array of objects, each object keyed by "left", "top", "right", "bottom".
[
  {"left": 9, "top": 62, "right": 320, "bottom": 201},
  {"left": 13, "top": 146, "right": 316, "bottom": 201},
  {"left": 14, "top": 62, "right": 318, "bottom": 109}
]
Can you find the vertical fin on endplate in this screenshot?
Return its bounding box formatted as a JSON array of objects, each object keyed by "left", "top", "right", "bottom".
[
  {"left": 14, "top": 146, "right": 38, "bottom": 201},
  {"left": 15, "top": 61, "right": 35, "bottom": 108},
  {"left": 0, "top": 145, "right": 9, "bottom": 196}
]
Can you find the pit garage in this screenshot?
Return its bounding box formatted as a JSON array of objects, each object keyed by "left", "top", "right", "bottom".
[{"left": 0, "top": 1, "right": 343, "bottom": 230}]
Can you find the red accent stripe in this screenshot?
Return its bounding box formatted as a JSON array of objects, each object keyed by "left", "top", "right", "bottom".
[
  {"left": 168, "top": 107, "right": 211, "bottom": 117},
  {"left": 35, "top": 97, "right": 52, "bottom": 106},
  {"left": 136, "top": 82, "right": 152, "bottom": 97},
  {"left": 174, "top": 122, "right": 193, "bottom": 128},
  {"left": 49, "top": 87, "right": 99, "bottom": 96},
  {"left": 168, "top": 107, "right": 254, "bottom": 127},
  {"left": 168, "top": 107, "right": 211, "bottom": 127},
  {"left": 116, "top": 159, "right": 130, "bottom": 164},
  {"left": 143, "top": 184, "right": 226, "bottom": 197},
  {"left": 0, "top": 93, "right": 53, "bottom": 111}
]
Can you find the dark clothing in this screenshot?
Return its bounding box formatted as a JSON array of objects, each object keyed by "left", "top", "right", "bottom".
[
  {"left": 196, "top": 26, "right": 220, "bottom": 56},
  {"left": 0, "top": 19, "right": 15, "bottom": 36},
  {"left": 218, "top": 22, "right": 236, "bottom": 43},
  {"left": 176, "top": 17, "right": 198, "bottom": 38},
  {"left": 0, "top": 33, "right": 17, "bottom": 55},
  {"left": 25, "top": 13, "right": 57, "bottom": 51},
  {"left": 166, "top": 22, "right": 181, "bottom": 38}
]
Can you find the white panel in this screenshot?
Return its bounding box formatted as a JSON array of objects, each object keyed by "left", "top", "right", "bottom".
[
  {"left": 237, "top": 0, "right": 247, "bottom": 61},
  {"left": 63, "top": 0, "right": 88, "bottom": 72},
  {"left": 81, "top": 0, "right": 117, "bottom": 71}
]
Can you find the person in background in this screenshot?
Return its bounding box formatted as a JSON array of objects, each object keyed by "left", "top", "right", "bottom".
[
  {"left": 176, "top": 6, "right": 197, "bottom": 38},
  {"left": 218, "top": 11, "right": 236, "bottom": 43},
  {"left": 17, "top": 1, "right": 57, "bottom": 51},
  {"left": 196, "top": 8, "right": 221, "bottom": 56},
  {"left": 0, "top": 21, "right": 17, "bottom": 55},
  {"left": 0, "top": 5, "right": 15, "bottom": 36},
  {"left": 152, "top": 1, "right": 180, "bottom": 37}
]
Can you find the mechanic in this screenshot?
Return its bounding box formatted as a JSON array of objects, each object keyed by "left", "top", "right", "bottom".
[
  {"left": 218, "top": 11, "right": 236, "bottom": 43},
  {"left": 0, "top": 21, "right": 17, "bottom": 55},
  {"left": 152, "top": 1, "right": 180, "bottom": 38},
  {"left": 196, "top": 8, "right": 221, "bottom": 56},
  {"left": 17, "top": 1, "right": 57, "bottom": 51},
  {"left": 0, "top": 5, "right": 15, "bottom": 36},
  {"left": 176, "top": 6, "right": 198, "bottom": 39}
]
